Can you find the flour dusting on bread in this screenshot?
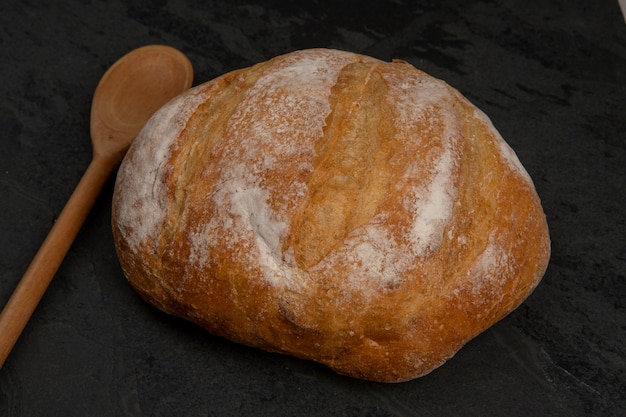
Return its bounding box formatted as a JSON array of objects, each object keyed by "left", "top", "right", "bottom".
[{"left": 115, "top": 88, "right": 209, "bottom": 252}]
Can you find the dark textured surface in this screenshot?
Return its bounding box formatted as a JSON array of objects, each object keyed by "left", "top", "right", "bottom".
[{"left": 1, "top": 0, "right": 625, "bottom": 416}]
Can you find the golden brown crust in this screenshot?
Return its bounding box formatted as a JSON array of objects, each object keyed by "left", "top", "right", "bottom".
[{"left": 112, "top": 48, "right": 550, "bottom": 382}]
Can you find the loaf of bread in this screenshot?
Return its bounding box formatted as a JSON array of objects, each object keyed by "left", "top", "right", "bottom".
[{"left": 112, "top": 48, "right": 550, "bottom": 382}]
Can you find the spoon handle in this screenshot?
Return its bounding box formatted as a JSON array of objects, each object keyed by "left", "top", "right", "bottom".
[{"left": 0, "top": 154, "right": 118, "bottom": 368}]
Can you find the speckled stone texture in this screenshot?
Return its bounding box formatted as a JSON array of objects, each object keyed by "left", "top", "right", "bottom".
[{"left": 0, "top": 0, "right": 624, "bottom": 416}]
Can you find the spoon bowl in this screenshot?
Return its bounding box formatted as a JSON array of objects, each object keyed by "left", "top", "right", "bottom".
[
  {"left": 0, "top": 45, "right": 193, "bottom": 367},
  {"left": 90, "top": 45, "right": 193, "bottom": 161}
]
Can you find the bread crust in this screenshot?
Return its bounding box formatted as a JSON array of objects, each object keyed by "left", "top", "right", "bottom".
[{"left": 112, "top": 48, "right": 550, "bottom": 382}]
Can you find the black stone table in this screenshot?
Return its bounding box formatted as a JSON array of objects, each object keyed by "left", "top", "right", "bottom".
[{"left": 1, "top": 1, "right": 624, "bottom": 416}]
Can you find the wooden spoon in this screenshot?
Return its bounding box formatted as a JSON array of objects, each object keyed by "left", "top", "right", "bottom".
[{"left": 0, "top": 45, "right": 193, "bottom": 367}]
